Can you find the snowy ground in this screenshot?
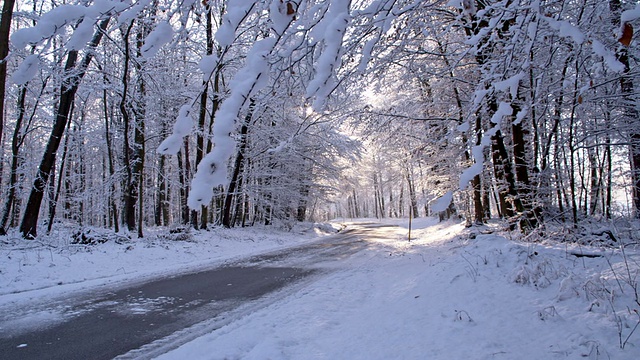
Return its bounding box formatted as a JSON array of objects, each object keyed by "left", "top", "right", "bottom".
[
  {"left": 2, "top": 219, "right": 640, "bottom": 359},
  {"left": 157, "top": 218, "right": 640, "bottom": 360}
]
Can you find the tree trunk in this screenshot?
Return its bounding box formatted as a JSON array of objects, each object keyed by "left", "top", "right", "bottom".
[
  {"left": 47, "top": 113, "right": 73, "bottom": 233},
  {"left": 177, "top": 148, "right": 189, "bottom": 225},
  {"left": 605, "top": 134, "right": 613, "bottom": 219},
  {"left": 512, "top": 110, "right": 537, "bottom": 231},
  {"left": 222, "top": 105, "right": 253, "bottom": 228},
  {"left": 19, "top": 19, "right": 110, "bottom": 238},
  {"left": 472, "top": 116, "right": 484, "bottom": 224},
  {"left": 156, "top": 154, "right": 167, "bottom": 226},
  {"left": 135, "top": 28, "right": 146, "bottom": 238},
  {"left": 588, "top": 146, "right": 599, "bottom": 216},
  {"left": 0, "top": 85, "right": 26, "bottom": 235},
  {"left": 0, "top": 0, "right": 16, "bottom": 165},
  {"left": 103, "top": 74, "right": 119, "bottom": 232},
  {"left": 405, "top": 167, "right": 419, "bottom": 219},
  {"left": 182, "top": 138, "right": 192, "bottom": 225},
  {"left": 120, "top": 21, "right": 136, "bottom": 232}
]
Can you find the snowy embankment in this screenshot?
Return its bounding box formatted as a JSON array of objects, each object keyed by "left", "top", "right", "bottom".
[
  {"left": 157, "top": 218, "right": 640, "bottom": 360},
  {"left": 0, "top": 223, "right": 340, "bottom": 301}
]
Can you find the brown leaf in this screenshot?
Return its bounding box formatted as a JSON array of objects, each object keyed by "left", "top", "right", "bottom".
[
  {"left": 287, "top": 2, "right": 296, "bottom": 16},
  {"left": 578, "top": 95, "right": 583, "bottom": 104},
  {"left": 619, "top": 22, "right": 633, "bottom": 46}
]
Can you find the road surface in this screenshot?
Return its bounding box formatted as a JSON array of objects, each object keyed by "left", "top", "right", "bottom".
[{"left": 0, "top": 223, "right": 391, "bottom": 359}]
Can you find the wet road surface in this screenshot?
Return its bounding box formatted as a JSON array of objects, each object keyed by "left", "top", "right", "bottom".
[{"left": 0, "top": 223, "right": 395, "bottom": 359}]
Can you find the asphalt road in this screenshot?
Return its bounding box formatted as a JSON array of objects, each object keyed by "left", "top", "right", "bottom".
[{"left": 0, "top": 223, "right": 390, "bottom": 359}]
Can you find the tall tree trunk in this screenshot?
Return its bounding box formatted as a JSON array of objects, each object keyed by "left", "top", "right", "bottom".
[
  {"left": 404, "top": 166, "right": 419, "bottom": 219},
  {"left": 103, "top": 74, "right": 119, "bottom": 232},
  {"left": 177, "top": 146, "right": 190, "bottom": 225},
  {"left": 222, "top": 105, "right": 253, "bottom": 228},
  {"left": 134, "top": 28, "right": 146, "bottom": 238},
  {"left": 297, "top": 170, "right": 311, "bottom": 222},
  {"left": 472, "top": 115, "right": 484, "bottom": 224},
  {"left": 588, "top": 146, "right": 600, "bottom": 215},
  {"left": 120, "top": 20, "right": 147, "bottom": 236},
  {"left": 0, "top": 0, "right": 16, "bottom": 166},
  {"left": 232, "top": 167, "right": 246, "bottom": 226},
  {"left": 373, "top": 173, "right": 380, "bottom": 219},
  {"left": 512, "top": 107, "right": 537, "bottom": 231},
  {"left": 195, "top": 4, "right": 216, "bottom": 230},
  {"left": 605, "top": 134, "right": 613, "bottom": 219},
  {"left": 182, "top": 138, "right": 192, "bottom": 225},
  {"left": 47, "top": 111, "right": 73, "bottom": 233},
  {"left": 156, "top": 155, "right": 167, "bottom": 226},
  {"left": 377, "top": 171, "right": 386, "bottom": 218},
  {"left": 0, "top": 85, "right": 26, "bottom": 235},
  {"left": 19, "top": 19, "right": 110, "bottom": 239},
  {"left": 120, "top": 21, "right": 136, "bottom": 232}
]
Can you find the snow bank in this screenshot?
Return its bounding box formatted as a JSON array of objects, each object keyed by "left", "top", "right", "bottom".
[{"left": 0, "top": 224, "right": 331, "bottom": 298}]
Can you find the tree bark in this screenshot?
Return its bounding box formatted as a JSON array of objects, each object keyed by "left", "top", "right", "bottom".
[
  {"left": 47, "top": 111, "right": 73, "bottom": 233},
  {"left": 177, "top": 146, "right": 189, "bottom": 225},
  {"left": 134, "top": 28, "right": 146, "bottom": 238},
  {"left": 0, "top": 85, "right": 26, "bottom": 235},
  {"left": 222, "top": 105, "right": 253, "bottom": 228},
  {"left": 0, "top": 0, "right": 16, "bottom": 163},
  {"left": 103, "top": 73, "right": 119, "bottom": 232}
]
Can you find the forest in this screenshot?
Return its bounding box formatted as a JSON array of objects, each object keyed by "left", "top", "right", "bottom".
[{"left": 0, "top": 0, "right": 639, "bottom": 240}]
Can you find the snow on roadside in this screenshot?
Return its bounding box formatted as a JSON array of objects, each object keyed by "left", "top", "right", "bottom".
[
  {"left": 0, "top": 223, "right": 341, "bottom": 300},
  {"left": 157, "top": 218, "right": 640, "bottom": 360}
]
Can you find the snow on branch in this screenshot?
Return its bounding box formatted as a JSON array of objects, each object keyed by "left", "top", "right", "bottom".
[
  {"left": 11, "top": 5, "right": 87, "bottom": 48},
  {"left": 540, "top": 15, "right": 625, "bottom": 73},
  {"left": 306, "top": 0, "right": 351, "bottom": 111},
  {"left": 199, "top": 54, "right": 219, "bottom": 82},
  {"left": 494, "top": 73, "right": 524, "bottom": 99},
  {"left": 140, "top": 22, "right": 174, "bottom": 59},
  {"left": 157, "top": 105, "right": 194, "bottom": 155},
  {"left": 118, "top": 0, "right": 152, "bottom": 25},
  {"left": 458, "top": 101, "right": 512, "bottom": 191},
  {"left": 431, "top": 191, "right": 454, "bottom": 213},
  {"left": 459, "top": 145, "right": 483, "bottom": 190},
  {"left": 490, "top": 101, "right": 512, "bottom": 126},
  {"left": 542, "top": 17, "right": 584, "bottom": 45},
  {"left": 67, "top": 17, "right": 97, "bottom": 51},
  {"left": 9, "top": 0, "right": 134, "bottom": 84},
  {"left": 11, "top": 1, "right": 128, "bottom": 49},
  {"left": 270, "top": 0, "right": 296, "bottom": 35},
  {"left": 621, "top": 4, "right": 640, "bottom": 24},
  {"left": 216, "top": 0, "right": 257, "bottom": 47},
  {"left": 591, "top": 40, "right": 625, "bottom": 73},
  {"left": 187, "top": 37, "right": 277, "bottom": 209},
  {"left": 10, "top": 55, "right": 40, "bottom": 85}
]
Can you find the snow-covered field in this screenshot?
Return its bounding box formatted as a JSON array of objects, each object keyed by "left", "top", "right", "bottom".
[{"left": 2, "top": 219, "right": 640, "bottom": 359}]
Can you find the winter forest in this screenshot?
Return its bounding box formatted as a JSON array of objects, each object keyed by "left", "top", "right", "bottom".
[{"left": 1, "top": 0, "right": 639, "bottom": 239}]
